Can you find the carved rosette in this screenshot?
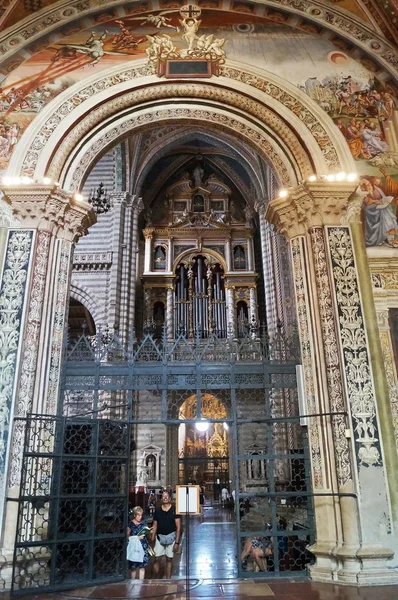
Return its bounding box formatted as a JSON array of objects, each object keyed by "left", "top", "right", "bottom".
[
  {"left": 309, "top": 227, "right": 352, "bottom": 487},
  {"left": 0, "top": 230, "right": 33, "bottom": 497},
  {"left": 326, "top": 227, "right": 384, "bottom": 469},
  {"left": 291, "top": 237, "right": 323, "bottom": 488}
]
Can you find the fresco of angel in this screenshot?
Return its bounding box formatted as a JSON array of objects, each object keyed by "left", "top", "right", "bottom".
[{"left": 126, "top": 11, "right": 179, "bottom": 32}]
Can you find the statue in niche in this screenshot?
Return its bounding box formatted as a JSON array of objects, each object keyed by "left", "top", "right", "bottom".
[
  {"left": 192, "top": 164, "right": 205, "bottom": 188},
  {"left": 146, "top": 454, "right": 156, "bottom": 480},
  {"left": 251, "top": 457, "right": 261, "bottom": 479},
  {"left": 136, "top": 457, "right": 149, "bottom": 486}
]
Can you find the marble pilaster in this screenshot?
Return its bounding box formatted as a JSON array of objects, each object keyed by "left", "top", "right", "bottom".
[
  {"left": 0, "top": 184, "right": 95, "bottom": 576},
  {"left": 266, "top": 180, "right": 398, "bottom": 585}
]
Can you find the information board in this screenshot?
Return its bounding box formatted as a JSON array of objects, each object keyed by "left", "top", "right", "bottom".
[{"left": 176, "top": 485, "right": 200, "bottom": 514}]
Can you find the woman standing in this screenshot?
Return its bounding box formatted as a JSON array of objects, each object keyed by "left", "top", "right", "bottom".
[{"left": 127, "top": 506, "right": 150, "bottom": 579}]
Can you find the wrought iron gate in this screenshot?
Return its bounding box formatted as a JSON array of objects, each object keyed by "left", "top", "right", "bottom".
[
  {"left": 12, "top": 415, "right": 130, "bottom": 594},
  {"left": 12, "top": 328, "right": 315, "bottom": 593}
]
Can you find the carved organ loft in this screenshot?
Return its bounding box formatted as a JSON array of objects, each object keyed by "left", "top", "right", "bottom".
[{"left": 141, "top": 165, "right": 258, "bottom": 340}]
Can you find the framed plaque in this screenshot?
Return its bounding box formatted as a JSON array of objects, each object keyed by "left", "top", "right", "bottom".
[{"left": 176, "top": 485, "right": 200, "bottom": 514}]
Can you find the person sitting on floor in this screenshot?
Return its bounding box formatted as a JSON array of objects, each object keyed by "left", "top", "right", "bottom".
[{"left": 241, "top": 536, "right": 272, "bottom": 572}]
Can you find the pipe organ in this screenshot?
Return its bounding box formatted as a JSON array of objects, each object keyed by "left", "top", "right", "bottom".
[
  {"left": 141, "top": 171, "right": 259, "bottom": 340},
  {"left": 175, "top": 257, "right": 227, "bottom": 337}
]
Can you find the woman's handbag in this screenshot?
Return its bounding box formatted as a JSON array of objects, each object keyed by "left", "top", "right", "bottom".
[
  {"left": 127, "top": 536, "right": 145, "bottom": 562},
  {"left": 157, "top": 532, "right": 176, "bottom": 546}
]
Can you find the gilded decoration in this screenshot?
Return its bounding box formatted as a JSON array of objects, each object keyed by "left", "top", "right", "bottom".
[
  {"left": 146, "top": 5, "right": 227, "bottom": 77},
  {"left": 310, "top": 227, "right": 352, "bottom": 488},
  {"left": 291, "top": 236, "right": 324, "bottom": 489},
  {"left": 0, "top": 0, "right": 396, "bottom": 76},
  {"left": 326, "top": 227, "right": 384, "bottom": 469},
  {"left": 371, "top": 270, "right": 398, "bottom": 290},
  {"left": 0, "top": 230, "right": 33, "bottom": 496},
  {"left": 8, "top": 230, "right": 51, "bottom": 487}
]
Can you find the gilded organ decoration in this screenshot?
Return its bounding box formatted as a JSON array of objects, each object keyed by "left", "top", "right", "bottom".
[{"left": 142, "top": 169, "right": 258, "bottom": 341}]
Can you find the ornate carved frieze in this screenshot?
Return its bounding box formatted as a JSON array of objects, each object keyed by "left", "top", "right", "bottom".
[
  {"left": 64, "top": 109, "right": 293, "bottom": 191},
  {"left": 379, "top": 328, "right": 398, "bottom": 452},
  {"left": 73, "top": 252, "right": 113, "bottom": 271},
  {"left": 310, "top": 227, "right": 352, "bottom": 487},
  {"left": 19, "top": 74, "right": 328, "bottom": 184},
  {"left": 0, "top": 230, "right": 33, "bottom": 496},
  {"left": 45, "top": 240, "right": 72, "bottom": 415},
  {"left": 291, "top": 236, "right": 324, "bottom": 489},
  {"left": 1, "top": 185, "right": 96, "bottom": 241},
  {"left": 267, "top": 182, "right": 357, "bottom": 238},
  {"left": 0, "top": 198, "right": 19, "bottom": 228},
  {"left": 326, "top": 227, "right": 384, "bottom": 470},
  {"left": 371, "top": 270, "right": 398, "bottom": 290},
  {"left": 8, "top": 230, "right": 51, "bottom": 487}
]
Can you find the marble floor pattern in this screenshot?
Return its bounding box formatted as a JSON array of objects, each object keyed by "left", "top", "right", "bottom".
[{"left": 13, "top": 505, "right": 398, "bottom": 599}]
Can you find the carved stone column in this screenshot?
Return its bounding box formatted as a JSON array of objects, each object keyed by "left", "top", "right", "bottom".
[
  {"left": 166, "top": 284, "right": 174, "bottom": 340},
  {"left": 225, "top": 285, "right": 236, "bottom": 337},
  {"left": 225, "top": 236, "right": 232, "bottom": 271},
  {"left": 167, "top": 237, "right": 173, "bottom": 272},
  {"left": 246, "top": 234, "right": 254, "bottom": 271},
  {"left": 166, "top": 424, "right": 179, "bottom": 489},
  {"left": 256, "top": 201, "right": 277, "bottom": 331},
  {"left": 248, "top": 285, "right": 258, "bottom": 326},
  {"left": 125, "top": 196, "right": 143, "bottom": 336},
  {"left": 266, "top": 180, "right": 398, "bottom": 585},
  {"left": 0, "top": 184, "right": 95, "bottom": 577},
  {"left": 143, "top": 228, "right": 153, "bottom": 273}
]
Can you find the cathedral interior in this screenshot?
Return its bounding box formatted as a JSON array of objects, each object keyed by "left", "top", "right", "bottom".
[{"left": 0, "top": 0, "right": 398, "bottom": 594}]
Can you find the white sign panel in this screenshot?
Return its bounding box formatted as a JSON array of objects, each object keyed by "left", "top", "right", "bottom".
[{"left": 176, "top": 485, "right": 200, "bottom": 514}]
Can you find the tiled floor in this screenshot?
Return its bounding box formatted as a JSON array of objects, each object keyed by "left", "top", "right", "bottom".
[
  {"left": 23, "top": 580, "right": 398, "bottom": 600},
  {"left": 14, "top": 505, "right": 398, "bottom": 599}
]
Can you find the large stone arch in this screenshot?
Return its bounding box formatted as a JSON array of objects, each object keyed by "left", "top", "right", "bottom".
[
  {"left": 0, "top": 0, "right": 396, "bottom": 79},
  {"left": 69, "top": 283, "right": 105, "bottom": 329},
  {"left": 7, "top": 61, "right": 355, "bottom": 190}
]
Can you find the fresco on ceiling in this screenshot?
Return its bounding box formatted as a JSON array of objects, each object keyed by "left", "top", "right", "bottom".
[
  {"left": 0, "top": 13, "right": 383, "bottom": 149},
  {"left": 1, "top": 8, "right": 398, "bottom": 247}
]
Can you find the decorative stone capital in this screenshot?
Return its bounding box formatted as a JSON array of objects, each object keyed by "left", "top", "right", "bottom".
[
  {"left": 131, "top": 195, "right": 144, "bottom": 213},
  {"left": 143, "top": 227, "right": 154, "bottom": 240},
  {"left": 266, "top": 181, "right": 358, "bottom": 239},
  {"left": 1, "top": 184, "right": 96, "bottom": 241},
  {"left": 341, "top": 185, "right": 367, "bottom": 225},
  {"left": 109, "top": 191, "right": 129, "bottom": 205},
  {"left": 254, "top": 198, "right": 268, "bottom": 217}
]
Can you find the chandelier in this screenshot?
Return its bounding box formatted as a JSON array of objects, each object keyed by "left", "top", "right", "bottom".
[{"left": 88, "top": 182, "right": 111, "bottom": 214}]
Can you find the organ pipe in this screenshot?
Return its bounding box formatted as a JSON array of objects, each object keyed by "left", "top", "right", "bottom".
[{"left": 173, "top": 257, "right": 227, "bottom": 338}]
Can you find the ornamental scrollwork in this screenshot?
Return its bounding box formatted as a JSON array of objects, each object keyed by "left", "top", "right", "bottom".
[
  {"left": 45, "top": 240, "right": 72, "bottom": 414},
  {"left": 291, "top": 236, "right": 324, "bottom": 488},
  {"left": 310, "top": 227, "right": 352, "bottom": 487},
  {"left": 327, "top": 227, "right": 382, "bottom": 468},
  {"left": 0, "top": 230, "right": 33, "bottom": 495},
  {"left": 379, "top": 331, "right": 398, "bottom": 452},
  {"left": 8, "top": 230, "right": 52, "bottom": 487}
]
